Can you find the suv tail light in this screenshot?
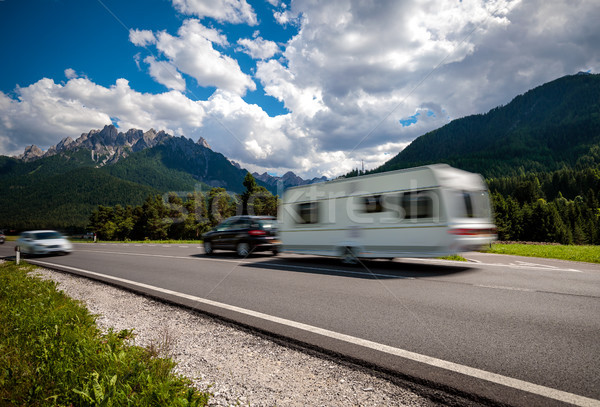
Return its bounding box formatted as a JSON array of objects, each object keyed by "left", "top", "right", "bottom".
[{"left": 248, "top": 229, "right": 267, "bottom": 236}]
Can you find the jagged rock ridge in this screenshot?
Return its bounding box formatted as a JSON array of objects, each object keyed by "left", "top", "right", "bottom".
[
  {"left": 17, "top": 125, "right": 180, "bottom": 165},
  {"left": 253, "top": 171, "right": 328, "bottom": 191},
  {"left": 15, "top": 124, "right": 325, "bottom": 191}
]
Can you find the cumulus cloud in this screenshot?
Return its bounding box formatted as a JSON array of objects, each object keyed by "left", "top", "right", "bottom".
[
  {"left": 172, "top": 0, "right": 257, "bottom": 25},
  {"left": 3, "top": 0, "right": 600, "bottom": 180},
  {"left": 144, "top": 56, "right": 187, "bottom": 91},
  {"left": 0, "top": 77, "right": 206, "bottom": 155},
  {"left": 236, "top": 37, "right": 280, "bottom": 60},
  {"left": 129, "top": 29, "right": 156, "bottom": 46},
  {"left": 64, "top": 68, "right": 77, "bottom": 80},
  {"left": 136, "top": 19, "right": 256, "bottom": 95}
]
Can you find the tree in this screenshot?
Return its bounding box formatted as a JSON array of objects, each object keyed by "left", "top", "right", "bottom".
[
  {"left": 140, "top": 195, "right": 171, "bottom": 240},
  {"left": 208, "top": 188, "right": 237, "bottom": 225}
]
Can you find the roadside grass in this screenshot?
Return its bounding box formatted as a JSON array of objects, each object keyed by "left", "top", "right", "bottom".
[
  {"left": 436, "top": 254, "right": 468, "bottom": 261},
  {"left": 484, "top": 243, "right": 600, "bottom": 264},
  {"left": 0, "top": 261, "right": 211, "bottom": 406}
]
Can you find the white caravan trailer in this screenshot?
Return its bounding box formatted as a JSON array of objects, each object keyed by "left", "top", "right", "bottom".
[{"left": 279, "top": 164, "right": 496, "bottom": 261}]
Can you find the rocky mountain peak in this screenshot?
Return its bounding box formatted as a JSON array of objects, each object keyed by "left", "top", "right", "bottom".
[
  {"left": 197, "top": 137, "right": 211, "bottom": 149},
  {"left": 18, "top": 145, "right": 44, "bottom": 162},
  {"left": 14, "top": 125, "right": 180, "bottom": 166}
]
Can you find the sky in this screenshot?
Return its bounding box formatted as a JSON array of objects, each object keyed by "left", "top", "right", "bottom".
[{"left": 1, "top": 0, "right": 599, "bottom": 179}]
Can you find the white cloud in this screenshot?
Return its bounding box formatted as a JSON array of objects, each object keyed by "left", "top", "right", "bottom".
[
  {"left": 0, "top": 77, "right": 206, "bottom": 155},
  {"left": 236, "top": 37, "right": 280, "bottom": 60},
  {"left": 140, "top": 19, "right": 256, "bottom": 95},
  {"left": 144, "top": 56, "right": 187, "bottom": 91},
  {"left": 256, "top": 59, "right": 325, "bottom": 118},
  {"left": 128, "top": 29, "right": 156, "bottom": 46},
  {"left": 3, "top": 0, "right": 600, "bottom": 181},
  {"left": 172, "top": 0, "right": 257, "bottom": 25},
  {"left": 273, "top": 10, "right": 294, "bottom": 26},
  {"left": 64, "top": 68, "right": 77, "bottom": 80}
]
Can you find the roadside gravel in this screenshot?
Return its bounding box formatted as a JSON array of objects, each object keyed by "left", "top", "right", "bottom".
[{"left": 31, "top": 266, "right": 441, "bottom": 407}]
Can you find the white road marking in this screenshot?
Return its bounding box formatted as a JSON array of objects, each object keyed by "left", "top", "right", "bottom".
[
  {"left": 76, "top": 249, "right": 413, "bottom": 279},
  {"left": 475, "top": 284, "right": 536, "bottom": 292},
  {"left": 411, "top": 257, "right": 583, "bottom": 273},
  {"left": 28, "top": 259, "right": 600, "bottom": 407},
  {"left": 513, "top": 260, "right": 560, "bottom": 269}
]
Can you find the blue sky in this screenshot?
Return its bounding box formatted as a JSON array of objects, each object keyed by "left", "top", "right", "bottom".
[
  {"left": 1, "top": 0, "right": 599, "bottom": 178},
  {"left": 1, "top": 0, "right": 292, "bottom": 114}
]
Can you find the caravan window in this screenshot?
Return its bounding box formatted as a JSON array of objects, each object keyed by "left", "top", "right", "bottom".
[
  {"left": 362, "top": 195, "right": 384, "bottom": 213},
  {"left": 401, "top": 191, "right": 433, "bottom": 219},
  {"left": 297, "top": 202, "right": 319, "bottom": 224},
  {"left": 452, "top": 190, "right": 492, "bottom": 219}
]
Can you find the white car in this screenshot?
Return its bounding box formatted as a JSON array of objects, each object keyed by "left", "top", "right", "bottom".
[{"left": 16, "top": 230, "right": 73, "bottom": 255}]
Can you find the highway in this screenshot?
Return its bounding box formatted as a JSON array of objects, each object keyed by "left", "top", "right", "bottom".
[{"left": 2, "top": 241, "right": 599, "bottom": 407}]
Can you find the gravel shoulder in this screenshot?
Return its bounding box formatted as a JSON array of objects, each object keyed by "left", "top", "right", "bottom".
[{"left": 32, "top": 266, "right": 442, "bottom": 407}]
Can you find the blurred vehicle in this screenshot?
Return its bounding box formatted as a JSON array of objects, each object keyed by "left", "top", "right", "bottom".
[
  {"left": 0, "top": 231, "right": 5, "bottom": 244},
  {"left": 202, "top": 216, "right": 280, "bottom": 257},
  {"left": 280, "top": 164, "right": 496, "bottom": 263},
  {"left": 16, "top": 230, "right": 73, "bottom": 255}
]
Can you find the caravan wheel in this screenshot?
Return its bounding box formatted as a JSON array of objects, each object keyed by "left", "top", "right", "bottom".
[{"left": 341, "top": 247, "right": 358, "bottom": 265}]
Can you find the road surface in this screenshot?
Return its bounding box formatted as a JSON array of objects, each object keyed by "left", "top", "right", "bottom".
[{"left": 2, "top": 241, "right": 599, "bottom": 406}]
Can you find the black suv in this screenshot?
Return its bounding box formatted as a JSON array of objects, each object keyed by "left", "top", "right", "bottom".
[{"left": 202, "top": 216, "right": 280, "bottom": 257}]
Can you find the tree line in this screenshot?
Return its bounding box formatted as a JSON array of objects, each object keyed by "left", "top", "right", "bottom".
[
  {"left": 488, "top": 166, "right": 600, "bottom": 244},
  {"left": 89, "top": 169, "right": 599, "bottom": 245},
  {"left": 88, "top": 173, "right": 278, "bottom": 240}
]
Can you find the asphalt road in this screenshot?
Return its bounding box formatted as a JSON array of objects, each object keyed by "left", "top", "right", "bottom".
[{"left": 2, "top": 241, "right": 599, "bottom": 407}]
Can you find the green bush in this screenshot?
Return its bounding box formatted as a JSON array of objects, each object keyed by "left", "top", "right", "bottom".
[{"left": 0, "top": 261, "right": 210, "bottom": 406}]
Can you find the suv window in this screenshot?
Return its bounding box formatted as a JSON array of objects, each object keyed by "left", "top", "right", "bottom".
[
  {"left": 255, "top": 219, "right": 277, "bottom": 229},
  {"left": 232, "top": 219, "right": 251, "bottom": 229},
  {"left": 215, "top": 219, "right": 236, "bottom": 231}
]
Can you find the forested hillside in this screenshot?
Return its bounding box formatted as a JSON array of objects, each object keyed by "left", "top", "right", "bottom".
[
  {"left": 0, "top": 150, "right": 159, "bottom": 231},
  {"left": 488, "top": 164, "right": 600, "bottom": 244},
  {"left": 0, "top": 133, "right": 265, "bottom": 231}
]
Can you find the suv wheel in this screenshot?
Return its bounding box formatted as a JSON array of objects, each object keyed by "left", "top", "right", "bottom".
[
  {"left": 204, "top": 241, "right": 213, "bottom": 255},
  {"left": 236, "top": 242, "right": 250, "bottom": 257}
]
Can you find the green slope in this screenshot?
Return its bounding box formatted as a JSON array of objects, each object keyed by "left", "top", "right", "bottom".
[
  {"left": 0, "top": 165, "right": 158, "bottom": 230},
  {"left": 0, "top": 137, "right": 260, "bottom": 230}
]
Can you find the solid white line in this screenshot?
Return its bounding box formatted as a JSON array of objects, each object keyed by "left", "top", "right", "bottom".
[
  {"left": 76, "top": 249, "right": 414, "bottom": 279},
  {"left": 475, "top": 284, "right": 536, "bottom": 292},
  {"left": 29, "top": 259, "right": 600, "bottom": 407}
]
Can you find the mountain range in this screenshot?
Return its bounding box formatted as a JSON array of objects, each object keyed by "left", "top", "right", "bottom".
[
  {"left": 15, "top": 124, "right": 325, "bottom": 193},
  {"left": 1, "top": 125, "right": 324, "bottom": 230},
  {"left": 2, "top": 72, "right": 599, "bottom": 231}
]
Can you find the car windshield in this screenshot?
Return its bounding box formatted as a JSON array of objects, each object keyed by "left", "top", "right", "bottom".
[{"left": 34, "top": 231, "right": 63, "bottom": 240}]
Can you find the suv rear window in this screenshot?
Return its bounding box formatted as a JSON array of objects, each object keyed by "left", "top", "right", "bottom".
[{"left": 256, "top": 219, "right": 278, "bottom": 229}]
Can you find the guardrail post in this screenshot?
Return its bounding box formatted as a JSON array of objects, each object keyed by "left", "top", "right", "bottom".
[{"left": 15, "top": 245, "right": 20, "bottom": 265}]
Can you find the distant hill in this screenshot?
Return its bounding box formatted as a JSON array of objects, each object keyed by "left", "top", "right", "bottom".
[
  {"left": 376, "top": 73, "right": 600, "bottom": 177},
  {"left": 0, "top": 125, "right": 323, "bottom": 230}
]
